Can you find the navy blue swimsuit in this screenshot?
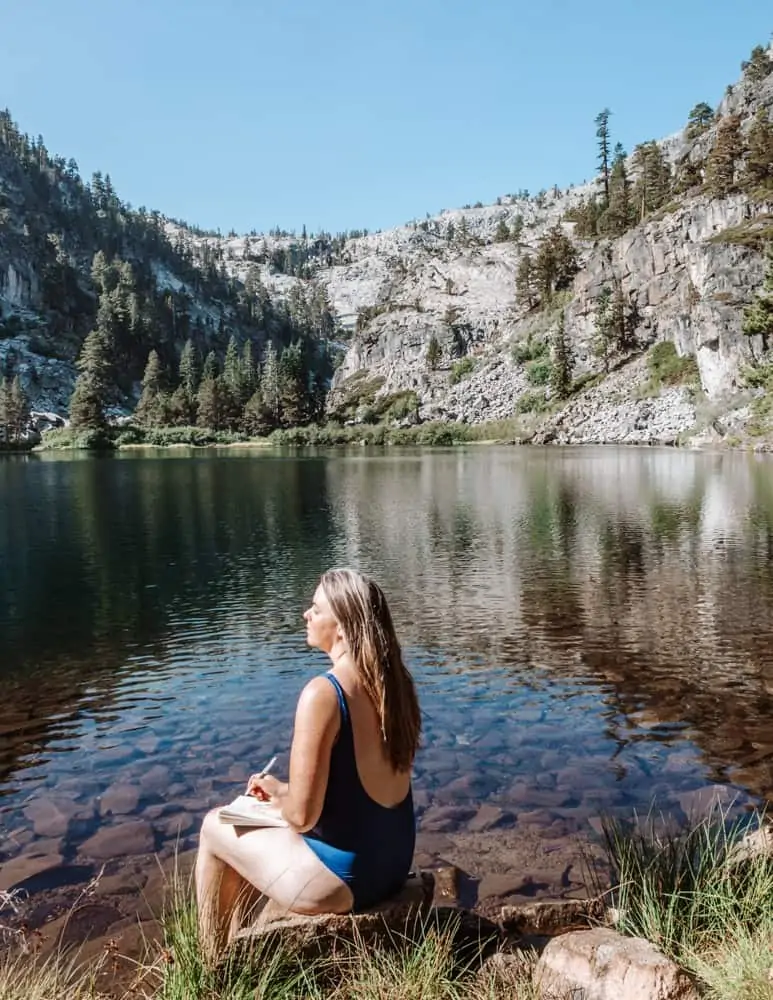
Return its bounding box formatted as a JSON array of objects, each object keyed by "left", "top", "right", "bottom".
[{"left": 302, "top": 673, "right": 416, "bottom": 911}]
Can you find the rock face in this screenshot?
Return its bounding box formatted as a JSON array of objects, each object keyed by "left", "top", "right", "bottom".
[
  {"left": 2, "top": 47, "right": 772, "bottom": 441},
  {"left": 535, "top": 928, "right": 700, "bottom": 1000}
]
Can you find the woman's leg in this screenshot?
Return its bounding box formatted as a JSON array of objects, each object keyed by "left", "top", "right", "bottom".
[{"left": 195, "top": 809, "right": 353, "bottom": 959}]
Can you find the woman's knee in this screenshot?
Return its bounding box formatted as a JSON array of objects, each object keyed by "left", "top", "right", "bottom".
[{"left": 199, "top": 807, "right": 223, "bottom": 846}]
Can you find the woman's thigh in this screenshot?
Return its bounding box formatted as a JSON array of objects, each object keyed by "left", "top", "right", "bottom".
[{"left": 200, "top": 812, "right": 353, "bottom": 914}]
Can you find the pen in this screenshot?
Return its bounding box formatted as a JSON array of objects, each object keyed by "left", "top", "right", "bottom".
[{"left": 258, "top": 755, "right": 277, "bottom": 779}]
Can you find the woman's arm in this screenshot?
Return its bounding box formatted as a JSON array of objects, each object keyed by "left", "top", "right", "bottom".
[{"left": 249, "top": 677, "right": 340, "bottom": 833}]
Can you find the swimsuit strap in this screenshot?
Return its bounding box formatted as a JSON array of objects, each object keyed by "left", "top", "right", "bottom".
[{"left": 324, "top": 672, "right": 351, "bottom": 728}]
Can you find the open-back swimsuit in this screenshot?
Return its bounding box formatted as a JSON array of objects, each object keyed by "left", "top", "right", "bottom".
[{"left": 302, "top": 672, "right": 415, "bottom": 911}]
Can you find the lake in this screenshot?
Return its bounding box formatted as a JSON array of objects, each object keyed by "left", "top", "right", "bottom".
[{"left": 2, "top": 446, "right": 773, "bottom": 927}]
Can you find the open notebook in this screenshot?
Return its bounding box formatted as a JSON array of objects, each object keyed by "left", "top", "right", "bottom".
[{"left": 217, "top": 795, "right": 288, "bottom": 828}]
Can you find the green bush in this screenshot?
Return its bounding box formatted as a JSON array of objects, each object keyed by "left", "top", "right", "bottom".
[
  {"left": 514, "top": 390, "right": 548, "bottom": 414},
  {"left": 449, "top": 357, "right": 475, "bottom": 385},
  {"left": 39, "top": 427, "right": 115, "bottom": 450},
  {"left": 647, "top": 342, "right": 700, "bottom": 387},
  {"left": 512, "top": 337, "right": 549, "bottom": 364},
  {"left": 526, "top": 358, "right": 552, "bottom": 386}
]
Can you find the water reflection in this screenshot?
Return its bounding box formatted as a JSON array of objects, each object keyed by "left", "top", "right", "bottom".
[{"left": 1, "top": 447, "right": 773, "bottom": 882}]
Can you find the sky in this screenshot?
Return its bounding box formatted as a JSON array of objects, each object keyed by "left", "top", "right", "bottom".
[{"left": 0, "top": 1, "right": 770, "bottom": 235}]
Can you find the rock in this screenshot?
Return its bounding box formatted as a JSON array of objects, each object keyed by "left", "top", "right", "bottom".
[
  {"left": 22, "top": 796, "right": 79, "bottom": 837},
  {"left": 98, "top": 783, "right": 141, "bottom": 817},
  {"left": 535, "top": 928, "right": 700, "bottom": 1000},
  {"left": 420, "top": 804, "right": 477, "bottom": 833},
  {"left": 0, "top": 849, "right": 64, "bottom": 892},
  {"left": 139, "top": 765, "right": 171, "bottom": 797},
  {"left": 432, "top": 866, "right": 462, "bottom": 906},
  {"left": 228, "top": 871, "right": 436, "bottom": 965},
  {"left": 80, "top": 820, "right": 156, "bottom": 860},
  {"left": 496, "top": 897, "right": 607, "bottom": 936},
  {"left": 467, "top": 804, "right": 514, "bottom": 833}
]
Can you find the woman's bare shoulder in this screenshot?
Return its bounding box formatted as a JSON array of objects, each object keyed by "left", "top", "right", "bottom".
[{"left": 296, "top": 675, "right": 339, "bottom": 716}]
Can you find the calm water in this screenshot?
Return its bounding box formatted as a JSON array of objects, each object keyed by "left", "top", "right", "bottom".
[{"left": 2, "top": 446, "right": 773, "bottom": 893}]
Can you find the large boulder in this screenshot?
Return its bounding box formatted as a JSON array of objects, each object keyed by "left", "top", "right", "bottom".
[
  {"left": 535, "top": 928, "right": 700, "bottom": 1000},
  {"left": 227, "top": 872, "right": 499, "bottom": 967}
]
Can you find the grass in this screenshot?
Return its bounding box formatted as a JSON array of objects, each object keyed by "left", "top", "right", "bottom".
[
  {"left": 3, "top": 810, "right": 773, "bottom": 998},
  {"left": 645, "top": 341, "right": 700, "bottom": 390},
  {"left": 599, "top": 805, "right": 773, "bottom": 998},
  {"left": 708, "top": 216, "right": 773, "bottom": 249},
  {"left": 449, "top": 357, "right": 476, "bottom": 385}
]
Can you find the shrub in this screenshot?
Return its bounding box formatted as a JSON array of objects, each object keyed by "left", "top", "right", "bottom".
[
  {"left": 512, "top": 337, "right": 549, "bottom": 365},
  {"left": 514, "top": 390, "right": 548, "bottom": 414},
  {"left": 449, "top": 357, "right": 475, "bottom": 384},
  {"left": 39, "top": 427, "right": 114, "bottom": 450},
  {"left": 526, "top": 358, "right": 552, "bottom": 386},
  {"left": 647, "top": 342, "right": 700, "bottom": 387}
]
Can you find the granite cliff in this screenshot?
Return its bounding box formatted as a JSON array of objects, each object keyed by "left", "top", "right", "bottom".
[{"left": 1, "top": 42, "right": 773, "bottom": 446}]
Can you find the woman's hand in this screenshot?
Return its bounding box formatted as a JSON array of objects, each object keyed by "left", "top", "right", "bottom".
[{"left": 246, "top": 773, "right": 285, "bottom": 803}]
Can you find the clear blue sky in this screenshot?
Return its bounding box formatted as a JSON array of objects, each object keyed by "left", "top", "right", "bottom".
[{"left": 0, "top": 1, "right": 769, "bottom": 235}]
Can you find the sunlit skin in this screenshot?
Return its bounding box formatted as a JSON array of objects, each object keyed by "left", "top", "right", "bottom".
[{"left": 195, "top": 582, "right": 412, "bottom": 959}]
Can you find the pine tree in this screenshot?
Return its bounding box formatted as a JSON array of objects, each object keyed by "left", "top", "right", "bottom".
[
  {"left": 685, "top": 102, "right": 714, "bottom": 140},
  {"left": 426, "top": 334, "right": 442, "bottom": 370},
  {"left": 631, "top": 142, "right": 671, "bottom": 220},
  {"left": 9, "top": 376, "right": 30, "bottom": 442},
  {"left": 223, "top": 335, "right": 242, "bottom": 397},
  {"left": 196, "top": 376, "right": 226, "bottom": 430},
  {"left": 70, "top": 330, "right": 111, "bottom": 431},
  {"left": 169, "top": 384, "right": 196, "bottom": 426},
  {"left": 494, "top": 219, "right": 510, "bottom": 243},
  {"left": 242, "top": 388, "right": 272, "bottom": 436},
  {"left": 742, "top": 45, "right": 773, "bottom": 85},
  {"left": 279, "top": 342, "right": 305, "bottom": 426},
  {"left": 550, "top": 311, "right": 573, "bottom": 400},
  {"left": 202, "top": 350, "right": 219, "bottom": 382},
  {"left": 705, "top": 115, "right": 743, "bottom": 197},
  {"left": 743, "top": 108, "right": 773, "bottom": 192},
  {"left": 742, "top": 243, "right": 773, "bottom": 354},
  {"left": 135, "top": 350, "right": 164, "bottom": 426},
  {"left": 595, "top": 108, "right": 612, "bottom": 203},
  {"left": 178, "top": 339, "right": 200, "bottom": 397},
  {"left": 601, "top": 145, "right": 633, "bottom": 235},
  {"left": 0, "top": 377, "right": 11, "bottom": 444},
  {"left": 516, "top": 253, "right": 536, "bottom": 309},
  {"left": 241, "top": 340, "right": 257, "bottom": 400},
  {"left": 261, "top": 341, "right": 281, "bottom": 426}
]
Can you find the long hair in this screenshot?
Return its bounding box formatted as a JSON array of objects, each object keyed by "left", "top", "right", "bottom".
[{"left": 320, "top": 567, "right": 421, "bottom": 772}]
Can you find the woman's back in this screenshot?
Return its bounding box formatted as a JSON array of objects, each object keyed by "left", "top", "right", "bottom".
[
  {"left": 336, "top": 668, "right": 412, "bottom": 808},
  {"left": 302, "top": 670, "right": 415, "bottom": 910}
]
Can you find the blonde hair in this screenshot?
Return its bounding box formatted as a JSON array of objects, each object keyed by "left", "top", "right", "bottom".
[{"left": 320, "top": 567, "right": 421, "bottom": 772}]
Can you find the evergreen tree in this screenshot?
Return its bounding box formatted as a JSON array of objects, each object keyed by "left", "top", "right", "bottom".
[
  {"left": 685, "top": 102, "right": 714, "bottom": 140},
  {"left": 510, "top": 215, "right": 524, "bottom": 240},
  {"left": 0, "top": 377, "right": 11, "bottom": 444},
  {"left": 743, "top": 108, "right": 773, "bottom": 192},
  {"left": 169, "top": 384, "right": 196, "bottom": 426},
  {"left": 631, "top": 141, "right": 671, "bottom": 220},
  {"left": 242, "top": 388, "right": 272, "bottom": 436},
  {"left": 601, "top": 144, "right": 633, "bottom": 235},
  {"left": 516, "top": 253, "right": 536, "bottom": 309},
  {"left": 9, "top": 376, "right": 30, "bottom": 442},
  {"left": 550, "top": 311, "right": 573, "bottom": 400},
  {"left": 279, "top": 342, "right": 305, "bottom": 426},
  {"left": 178, "top": 339, "right": 200, "bottom": 397},
  {"left": 135, "top": 349, "right": 164, "bottom": 426},
  {"left": 494, "top": 219, "right": 511, "bottom": 242},
  {"left": 595, "top": 108, "right": 612, "bottom": 203},
  {"left": 196, "top": 376, "right": 226, "bottom": 430},
  {"left": 426, "top": 334, "right": 442, "bottom": 370},
  {"left": 223, "top": 335, "right": 242, "bottom": 396},
  {"left": 742, "top": 45, "right": 773, "bottom": 84},
  {"left": 70, "top": 330, "right": 111, "bottom": 431},
  {"left": 202, "top": 350, "right": 219, "bottom": 382},
  {"left": 705, "top": 115, "right": 743, "bottom": 197},
  {"left": 261, "top": 341, "right": 282, "bottom": 426},
  {"left": 742, "top": 243, "right": 773, "bottom": 354},
  {"left": 241, "top": 340, "right": 257, "bottom": 401}
]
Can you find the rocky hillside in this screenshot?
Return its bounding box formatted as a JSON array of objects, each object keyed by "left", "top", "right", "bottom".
[{"left": 2, "top": 41, "right": 773, "bottom": 446}]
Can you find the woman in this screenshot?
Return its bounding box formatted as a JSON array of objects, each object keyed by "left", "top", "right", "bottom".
[{"left": 195, "top": 567, "right": 421, "bottom": 958}]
